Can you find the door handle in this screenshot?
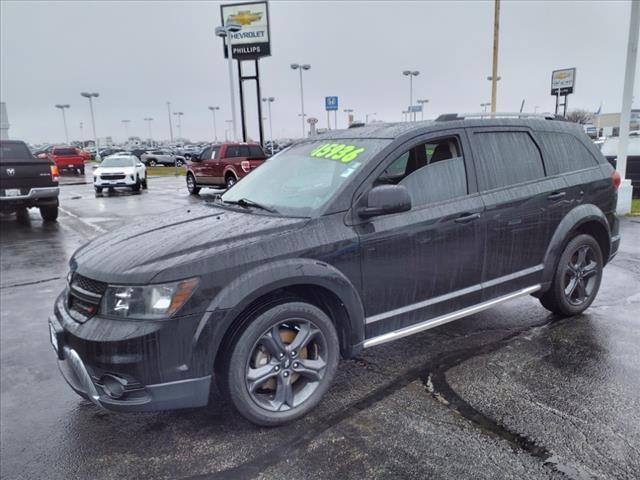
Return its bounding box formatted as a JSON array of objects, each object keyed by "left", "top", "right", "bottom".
[
  {"left": 454, "top": 212, "right": 481, "bottom": 224},
  {"left": 547, "top": 191, "right": 566, "bottom": 201}
]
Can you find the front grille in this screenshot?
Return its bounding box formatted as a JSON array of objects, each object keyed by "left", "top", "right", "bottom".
[
  {"left": 101, "top": 174, "right": 125, "bottom": 180},
  {"left": 72, "top": 273, "right": 107, "bottom": 296},
  {"left": 68, "top": 273, "right": 107, "bottom": 323}
]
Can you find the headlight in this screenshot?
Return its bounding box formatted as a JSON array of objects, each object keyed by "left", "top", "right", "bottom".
[{"left": 100, "top": 278, "right": 199, "bottom": 320}]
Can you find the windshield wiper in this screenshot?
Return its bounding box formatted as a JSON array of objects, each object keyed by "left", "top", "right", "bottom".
[{"left": 222, "top": 197, "right": 278, "bottom": 213}]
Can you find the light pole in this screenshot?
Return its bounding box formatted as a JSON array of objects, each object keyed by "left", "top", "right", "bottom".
[
  {"left": 291, "top": 63, "right": 311, "bottom": 138},
  {"left": 402, "top": 110, "right": 409, "bottom": 122},
  {"left": 417, "top": 99, "right": 429, "bottom": 121},
  {"left": 215, "top": 23, "right": 242, "bottom": 142},
  {"left": 79, "top": 121, "right": 85, "bottom": 148},
  {"left": 208, "top": 106, "right": 220, "bottom": 142},
  {"left": 402, "top": 70, "right": 420, "bottom": 121},
  {"left": 225, "top": 120, "right": 233, "bottom": 141},
  {"left": 534, "top": 105, "right": 540, "bottom": 113},
  {"left": 80, "top": 92, "right": 100, "bottom": 160},
  {"left": 166, "top": 101, "right": 174, "bottom": 143},
  {"left": 55, "top": 104, "right": 70, "bottom": 144},
  {"left": 487, "top": 76, "right": 501, "bottom": 112},
  {"left": 121, "top": 120, "right": 131, "bottom": 142},
  {"left": 481, "top": 102, "right": 491, "bottom": 113},
  {"left": 365, "top": 112, "right": 376, "bottom": 124},
  {"left": 261, "top": 97, "right": 275, "bottom": 154},
  {"left": 343, "top": 108, "right": 354, "bottom": 127},
  {"left": 490, "top": 0, "right": 501, "bottom": 113},
  {"left": 173, "top": 112, "right": 184, "bottom": 141},
  {"left": 144, "top": 117, "right": 153, "bottom": 145}
]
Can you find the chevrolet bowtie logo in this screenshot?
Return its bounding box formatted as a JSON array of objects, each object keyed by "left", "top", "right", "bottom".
[{"left": 228, "top": 10, "right": 262, "bottom": 25}]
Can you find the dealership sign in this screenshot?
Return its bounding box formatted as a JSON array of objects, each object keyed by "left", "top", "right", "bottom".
[
  {"left": 550, "top": 68, "right": 576, "bottom": 95},
  {"left": 221, "top": 1, "right": 271, "bottom": 59},
  {"left": 325, "top": 96, "right": 339, "bottom": 111}
]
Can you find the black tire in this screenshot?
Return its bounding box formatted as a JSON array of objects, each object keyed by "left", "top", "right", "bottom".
[
  {"left": 79, "top": 166, "right": 85, "bottom": 175},
  {"left": 95, "top": 186, "right": 103, "bottom": 193},
  {"left": 132, "top": 178, "right": 141, "bottom": 192},
  {"left": 224, "top": 301, "right": 339, "bottom": 426},
  {"left": 40, "top": 205, "right": 58, "bottom": 222},
  {"left": 142, "top": 177, "right": 148, "bottom": 189},
  {"left": 108, "top": 187, "right": 115, "bottom": 193},
  {"left": 225, "top": 174, "right": 237, "bottom": 189},
  {"left": 187, "top": 173, "right": 200, "bottom": 195},
  {"left": 539, "top": 234, "right": 603, "bottom": 316},
  {"left": 16, "top": 208, "right": 29, "bottom": 223},
  {"left": 176, "top": 159, "right": 184, "bottom": 167},
  {"left": 148, "top": 159, "right": 157, "bottom": 166}
]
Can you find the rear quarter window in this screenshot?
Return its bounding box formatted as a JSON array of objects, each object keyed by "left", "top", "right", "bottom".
[
  {"left": 473, "top": 131, "right": 545, "bottom": 190},
  {"left": 536, "top": 132, "right": 599, "bottom": 175},
  {"left": 0, "top": 142, "right": 33, "bottom": 162}
]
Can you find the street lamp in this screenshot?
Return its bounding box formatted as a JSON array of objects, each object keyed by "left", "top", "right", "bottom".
[
  {"left": 224, "top": 120, "right": 233, "bottom": 141},
  {"left": 480, "top": 102, "right": 491, "bottom": 113},
  {"left": 55, "top": 104, "right": 70, "bottom": 144},
  {"left": 144, "top": 117, "right": 154, "bottom": 145},
  {"left": 80, "top": 92, "right": 100, "bottom": 160},
  {"left": 166, "top": 101, "right": 174, "bottom": 143},
  {"left": 173, "top": 112, "right": 184, "bottom": 140},
  {"left": 487, "top": 76, "right": 501, "bottom": 113},
  {"left": 79, "top": 121, "right": 85, "bottom": 148},
  {"left": 365, "top": 112, "right": 376, "bottom": 124},
  {"left": 416, "top": 99, "right": 429, "bottom": 121},
  {"left": 121, "top": 120, "right": 131, "bottom": 142},
  {"left": 261, "top": 97, "right": 275, "bottom": 154},
  {"left": 343, "top": 108, "right": 354, "bottom": 127},
  {"left": 402, "top": 70, "right": 420, "bottom": 121},
  {"left": 208, "top": 106, "right": 220, "bottom": 142},
  {"left": 402, "top": 110, "right": 409, "bottom": 122},
  {"left": 215, "top": 23, "right": 242, "bottom": 142},
  {"left": 290, "top": 63, "right": 311, "bottom": 138}
]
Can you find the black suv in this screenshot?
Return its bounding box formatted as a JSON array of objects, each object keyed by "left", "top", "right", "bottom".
[{"left": 49, "top": 116, "right": 620, "bottom": 426}]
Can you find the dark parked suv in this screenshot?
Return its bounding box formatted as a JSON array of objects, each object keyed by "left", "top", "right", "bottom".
[{"left": 49, "top": 115, "right": 620, "bottom": 426}]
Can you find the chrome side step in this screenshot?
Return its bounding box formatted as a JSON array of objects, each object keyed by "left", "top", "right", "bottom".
[{"left": 362, "top": 285, "right": 541, "bottom": 349}]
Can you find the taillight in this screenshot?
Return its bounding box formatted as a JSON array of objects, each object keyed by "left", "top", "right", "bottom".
[
  {"left": 612, "top": 170, "right": 621, "bottom": 189},
  {"left": 241, "top": 160, "right": 251, "bottom": 173},
  {"left": 50, "top": 165, "right": 59, "bottom": 182}
]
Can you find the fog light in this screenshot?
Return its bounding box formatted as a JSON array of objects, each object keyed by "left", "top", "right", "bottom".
[{"left": 101, "top": 374, "right": 126, "bottom": 399}]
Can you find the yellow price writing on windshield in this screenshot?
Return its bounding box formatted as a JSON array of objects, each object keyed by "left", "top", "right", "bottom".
[{"left": 310, "top": 143, "right": 365, "bottom": 163}]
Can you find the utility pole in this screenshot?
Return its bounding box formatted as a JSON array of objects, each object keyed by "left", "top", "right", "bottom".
[
  {"left": 208, "top": 106, "right": 220, "bottom": 142},
  {"left": 490, "top": 0, "right": 501, "bottom": 113},
  {"left": 616, "top": 0, "right": 639, "bottom": 215},
  {"left": 166, "top": 101, "right": 174, "bottom": 143},
  {"left": 144, "top": 117, "right": 153, "bottom": 146}
]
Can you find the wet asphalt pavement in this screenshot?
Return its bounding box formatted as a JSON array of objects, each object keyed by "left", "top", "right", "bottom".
[{"left": 1, "top": 174, "right": 639, "bottom": 480}]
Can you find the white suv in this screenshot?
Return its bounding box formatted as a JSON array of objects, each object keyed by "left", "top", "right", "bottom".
[{"left": 93, "top": 155, "right": 147, "bottom": 194}]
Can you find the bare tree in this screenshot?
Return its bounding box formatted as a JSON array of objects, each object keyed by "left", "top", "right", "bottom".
[{"left": 566, "top": 109, "right": 594, "bottom": 125}]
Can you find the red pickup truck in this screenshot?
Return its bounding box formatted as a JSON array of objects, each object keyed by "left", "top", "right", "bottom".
[
  {"left": 40, "top": 146, "right": 86, "bottom": 175},
  {"left": 186, "top": 143, "right": 267, "bottom": 194}
]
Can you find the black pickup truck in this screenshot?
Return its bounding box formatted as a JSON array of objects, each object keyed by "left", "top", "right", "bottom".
[{"left": 0, "top": 140, "right": 60, "bottom": 221}]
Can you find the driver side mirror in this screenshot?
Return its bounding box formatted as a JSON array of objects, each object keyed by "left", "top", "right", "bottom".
[{"left": 358, "top": 184, "right": 411, "bottom": 219}]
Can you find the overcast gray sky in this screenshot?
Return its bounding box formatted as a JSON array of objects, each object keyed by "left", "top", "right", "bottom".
[{"left": 1, "top": 0, "right": 637, "bottom": 144}]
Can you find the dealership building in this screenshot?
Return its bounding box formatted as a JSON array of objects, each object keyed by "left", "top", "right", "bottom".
[{"left": 595, "top": 109, "right": 640, "bottom": 137}]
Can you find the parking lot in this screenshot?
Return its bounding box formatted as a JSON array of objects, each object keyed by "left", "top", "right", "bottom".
[{"left": 1, "top": 175, "right": 639, "bottom": 480}]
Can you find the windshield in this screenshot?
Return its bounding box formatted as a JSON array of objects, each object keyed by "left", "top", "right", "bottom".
[
  {"left": 221, "top": 139, "right": 390, "bottom": 216},
  {"left": 0, "top": 142, "right": 33, "bottom": 162},
  {"left": 100, "top": 157, "right": 134, "bottom": 167}
]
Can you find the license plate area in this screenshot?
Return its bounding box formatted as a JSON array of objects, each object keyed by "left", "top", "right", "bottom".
[{"left": 3, "top": 189, "right": 21, "bottom": 197}]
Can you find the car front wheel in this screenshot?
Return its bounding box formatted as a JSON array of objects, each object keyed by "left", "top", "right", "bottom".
[
  {"left": 187, "top": 173, "right": 200, "bottom": 195},
  {"left": 225, "top": 174, "right": 237, "bottom": 189},
  {"left": 224, "top": 301, "right": 339, "bottom": 426},
  {"left": 539, "top": 234, "right": 603, "bottom": 316}
]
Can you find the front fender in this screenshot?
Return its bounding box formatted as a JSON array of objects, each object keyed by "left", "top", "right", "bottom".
[
  {"left": 194, "top": 258, "right": 365, "bottom": 367},
  {"left": 540, "top": 204, "right": 611, "bottom": 288}
]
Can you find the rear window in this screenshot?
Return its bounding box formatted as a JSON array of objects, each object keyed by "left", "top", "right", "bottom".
[
  {"left": 53, "top": 148, "right": 78, "bottom": 156},
  {"left": 0, "top": 142, "right": 33, "bottom": 162},
  {"left": 473, "top": 131, "right": 545, "bottom": 190},
  {"left": 225, "top": 146, "right": 240, "bottom": 158},
  {"left": 537, "top": 132, "right": 599, "bottom": 175}
]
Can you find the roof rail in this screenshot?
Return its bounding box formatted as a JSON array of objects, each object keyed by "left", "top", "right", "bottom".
[{"left": 435, "top": 112, "right": 561, "bottom": 122}]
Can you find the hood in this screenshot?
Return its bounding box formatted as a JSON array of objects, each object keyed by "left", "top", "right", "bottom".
[{"left": 71, "top": 204, "right": 308, "bottom": 284}]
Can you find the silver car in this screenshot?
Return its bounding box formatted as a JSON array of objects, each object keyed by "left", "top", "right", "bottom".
[{"left": 140, "top": 149, "right": 186, "bottom": 167}]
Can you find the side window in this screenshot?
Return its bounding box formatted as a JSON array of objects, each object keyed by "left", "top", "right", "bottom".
[
  {"left": 211, "top": 146, "right": 220, "bottom": 159},
  {"left": 200, "top": 147, "right": 212, "bottom": 160},
  {"left": 473, "top": 131, "right": 544, "bottom": 190},
  {"left": 248, "top": 145, "right": 264, "bottom": 157},
  {"left": 537, "top": 132, "right": 599, "bottom": 175},
  {"left": 377, "top": 136, "right": 468, "bottom": 207},
  {"left": 238, "top": 145, "right": 250, "bottom": 157},
  {"left": 225, "top": 146, "right": 240, "bottom": 158}
]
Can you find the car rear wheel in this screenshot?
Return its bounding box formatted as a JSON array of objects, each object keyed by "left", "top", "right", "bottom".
[
  {"left": 142, "top": 177, "right": 148, "bottom": 189},
  {"left": 176, "top": 159, "right": 184, "bottom": 167},
  {"left": 148, "top": 159, "right": 157, "bottom": 166},
  {"left": 539, "top": 234, "right": 603, "bottom": 316},
  {"left": 94, "top": 186, "right": 103, "bottom": 194},
  {"left": 225, "top": 174, "right": 237, "bottom": 189},
  {"left": 132, "top": 177, "right": 141, "bottom": 192},
  {"left": 187, "top": 173, "right": 200, "bottom": 195},
  {"left": 224, "top": 301, "right": 339, "bottom": 426},
  {"left": 40, "top": 205, "right": 58, "bottom": 222}
]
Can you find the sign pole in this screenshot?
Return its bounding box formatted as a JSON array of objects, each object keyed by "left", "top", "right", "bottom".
[
  {"left": 255, "top": 59, "right": 264, "bottom": 146},
  {"left": 237, "top": 60, "right": 247, "bottom": 142},
  {"left": 334, "top": 110, "right": 337, "bottom": 130},
  {"left": 327, "top": 111, "right": 330, "bottom": 129}
]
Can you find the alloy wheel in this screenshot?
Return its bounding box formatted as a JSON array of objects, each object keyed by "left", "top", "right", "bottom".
[
  {"left": 563, "top": 244, "right": 599, "bottom": 306},
  {"left": 245, "top": 320, "right": 328, "bottom": 412}
]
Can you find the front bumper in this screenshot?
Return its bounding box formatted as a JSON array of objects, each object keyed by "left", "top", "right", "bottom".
[
  {"left": 94, "top": 178, "right": 136, "bottom": 187},
  {"left": 49, "top": 296, "right": 213, "bottom": 412}
]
